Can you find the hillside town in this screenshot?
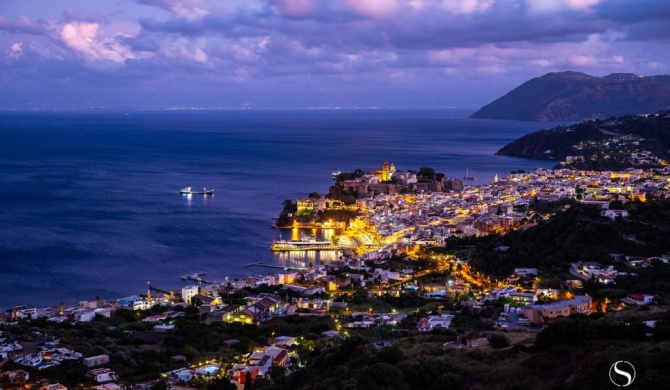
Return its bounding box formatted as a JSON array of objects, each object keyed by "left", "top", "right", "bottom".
[{"left": 1, "top": 162, "right": 670, "bottom": 389}]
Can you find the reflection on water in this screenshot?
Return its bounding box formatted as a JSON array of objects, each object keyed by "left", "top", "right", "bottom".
[
  {"left": 273, "top": 228, "right": 343, "bottom": 270},
  {"left": 278, "top": 228, "right": 338, "bottom": 242},
  {"left": 273, "top": 250, "right": 341, "bottom": 269}
]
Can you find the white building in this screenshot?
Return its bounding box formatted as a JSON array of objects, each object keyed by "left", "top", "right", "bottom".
[
  {"left": 418, "top": 314, "right": 453, "bottom": 331},
  {"left": 87, "top": 368, "right": 118, "bottom": 383},
  {"left": 181, "top": 286, "right": 199, "bottom": 305},
  {"left": 83, "top": 355, "right": 109, "bottom": 368},
  {"left": 601, "top": 209, "right": 629, "bottom": 220}
]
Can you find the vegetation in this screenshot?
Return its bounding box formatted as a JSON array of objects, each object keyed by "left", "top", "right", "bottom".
[
  {"left": 471, "top": 71, "right": 670, "bottom": 121},
  {"left": 456, "top": 200, "right": 670, "bottom": 293},
  {"left": 497, "top": 110, "right": 670, "bottom": 169}
]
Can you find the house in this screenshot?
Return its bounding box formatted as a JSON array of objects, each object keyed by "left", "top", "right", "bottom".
[
  {"left": 486, "top": 286, "right": 516, "bottom": 300},
  {"left": 170, "top": 368, "right": 194, "bottom": 383},
  {"left": 117, "top": 295, "right": 142, "bottom": 306},
  {"left": 205, "top": 304, "right": 243, "bottom": 324},
  {"left": 83, "top": 354, "right": 110, "bottom": 367},
  {"left": 94, "top": 384, "right": 122, "bottom": 390},
  {"left": 269, "top": 336, "right": 298, "bottom": 347},
  {"left": 154, "top": 324, "right": 176, "bottom": 332},
  {"left": 624, "top": 293, "right": 655, "bottom": 305},
  {"left": 523, "top": 296, "right": 592, "bottom": 325},
  {"left": 247, "top": 346, "right": 290, "bottom": 377},
  {"left": 132, "top": 300, "right": 154, "bottom": 311},
  {"left": 513, "top": 268, "right": 538, "bottom": 277},
  {"left": 1, "top": 369, "right": 29, "bottom": 384},
  {"left": 41, "top": 384, "right": 67, "bottom": 390},
  {"left": 231, "top": 296, "right": 281, "bottom": 324},
  {"left": 418, "top": 314, "right": 453, "bottom": 332},
  {"left": 601, "top": 209, "right": 629, "bottom": 220},
  {"left": 87, "top": 368, "right": 118, "bottom": 383},
  {"left": 231, "top": 365, "right": 261, "bottom": 385},
  {"left": 509, "top": 292, "right": 537, "bottom": 304},
  {"left": 181, "top": 286, "right": 199, "bottom": 305}
]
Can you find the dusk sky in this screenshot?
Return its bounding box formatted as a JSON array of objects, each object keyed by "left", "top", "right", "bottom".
[{"left": 1, "top": 0, "right": 669, "bottom": 109}]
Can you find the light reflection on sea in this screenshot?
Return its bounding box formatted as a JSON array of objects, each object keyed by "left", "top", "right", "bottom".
[{"left": 0, "top": 109, "right": 568, "bottom": 307}]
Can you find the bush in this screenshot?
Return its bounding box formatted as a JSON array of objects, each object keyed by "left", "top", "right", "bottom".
[{"left": 488, "top": 333, "right": 511, "bottom": 349}]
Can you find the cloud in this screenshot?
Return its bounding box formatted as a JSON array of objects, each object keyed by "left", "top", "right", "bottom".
[
  {"left": 344, "top": 0, "right": 399, "bottom": 19},
  {"left": 1, "top": 0, "right": 670, "bottom": 108},
  {"left": 438, "top": 0, "right": 496, "bottom": 14},
  {"left": 7, "top": 42, "right": 23, "bottom": 59},
  {"left": 272, "top": 0, "right": 316, "bottom": 18},
  {"left": 0, "top": 15, "right": 47, "bottom": 35},
  {"left": 60, "top": 22, "right": 138, "bottom": 62},
  {"left": 137, "top": 0, "right": 209, "bottom": 19}
]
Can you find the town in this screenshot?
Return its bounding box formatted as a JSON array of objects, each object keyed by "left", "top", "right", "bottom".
[{"left": 1, "top": 161, "right": 670, "bottom": 390}]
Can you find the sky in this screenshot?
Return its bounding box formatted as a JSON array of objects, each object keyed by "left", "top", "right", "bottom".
[{"left": 1, "top": 0, "right": 669, "bottom": 109}]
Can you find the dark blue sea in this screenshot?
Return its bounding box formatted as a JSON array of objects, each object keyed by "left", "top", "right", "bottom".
[{"left": 0, "top": 110, "right": 563, "bottom": 308}]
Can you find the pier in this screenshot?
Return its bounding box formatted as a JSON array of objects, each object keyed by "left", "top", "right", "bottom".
[
  {"left": 245, "top": 262, "right": 307, "bottom": 271},
  {"left": 270, "top": 244, "right": 352, "bottom": 252}
]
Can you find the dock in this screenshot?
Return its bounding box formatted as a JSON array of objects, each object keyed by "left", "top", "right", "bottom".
[
  {"left": 181, "top": 274, "right": 217, "bottom": 285},
  {"left": 270, "top": 244, "right": 352, "bottom": 252},
  {"left": 244, "top": 262, "right": 307, "bottom": 271}
]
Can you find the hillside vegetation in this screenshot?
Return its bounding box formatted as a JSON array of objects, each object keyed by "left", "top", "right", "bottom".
[{"left": 471, "top": 71, "right": 670, "bottom": 121}]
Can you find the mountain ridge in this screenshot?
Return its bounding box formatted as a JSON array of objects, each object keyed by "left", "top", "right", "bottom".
[{"left": 471, "top": 71, "right": 670, "bottom": 121}]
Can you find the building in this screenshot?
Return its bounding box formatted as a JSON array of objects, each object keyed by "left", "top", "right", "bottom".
[
  {"left": 624, "top": 293, "right": 655, "bottom": 305},
  {"left": 523, "top": 296, "right": 592, "bottom": 325},
  {"left": 418, "top": 314, "right": 453, "bottom": 332},
  {"left": 181, "top": 286, "right": 199, "bottom": 305},
  {"left": 296, "top": 198, "right": 328, "bottom": 214},
  {"left": 205, "top": 304, "right": 243, "bottom": 324},
  {"left": 83, "top": 354, "right": 110, "bottom": 368},
  {"left": 94, "top": 384, "right": 122, "bottom": 390},
  {"left": 509, "top": 292, "right": 537, "bottom": 304},
  {"left": 170, "top": 368, "right": 194, "bottom": 383},
  {"left": 87, "top": 368, "right": 118, "bottom": 383},
  {"left": 601, "top": 209, "right": 629, "bottom": 220},
  {"left": 41, "top": 384, "right": 67, "bottom": 390},
  {"left": 1, "top": 369, "right": 29, "bottom": 384},
  {"left": 513, "top": 268, "right": 538, "bottom": 277}
]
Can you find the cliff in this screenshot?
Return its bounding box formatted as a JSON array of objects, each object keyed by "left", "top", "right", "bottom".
[{"left": 471, "top": 72, "right": 670, "bottom": 121}]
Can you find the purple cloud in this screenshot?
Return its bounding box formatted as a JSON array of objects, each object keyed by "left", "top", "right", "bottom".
[{"left": 0, "top": 0, "right": 668, "bottom": 108}]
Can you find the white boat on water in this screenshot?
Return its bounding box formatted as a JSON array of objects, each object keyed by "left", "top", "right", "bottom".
[
  {"left": 180, "top": 187, "right": 214, "bottom": 195},
  {"left": 271, "top": 234, "right": 332, "bottom": 250}
]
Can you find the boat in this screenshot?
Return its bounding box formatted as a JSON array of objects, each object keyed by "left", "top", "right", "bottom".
[
  {"left": 463, "top": 168, "right": 476, "bottom": 181},
  {"left": 180, "top": 187, "right": 214, "bottom": 195},
  {"left": 271, "top": 233, "right": 333, "bottom": 251}
]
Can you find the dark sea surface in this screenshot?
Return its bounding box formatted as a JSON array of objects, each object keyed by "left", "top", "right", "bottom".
[{"left": 0, "top": 110, "right": 564, "bottom": 308}]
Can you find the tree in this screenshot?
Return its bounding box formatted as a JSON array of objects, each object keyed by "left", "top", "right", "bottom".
[
  {"left": 282, "top": 199, "right": 297, "bottom": 213},
  {"left": 209, "top": 377, "right": 237, "bottom": 390},
  {"left": 245, "top": 372, "right": 254, "bottom": 390},
  {"left": 488, "top": 333, "right": 510, "bottom": 348},
  {"left": 356, "top": 362, "right": 408, "bottom": 390},
  {"left": 418, "top": 167, "right": 436, "bottom": 181}
]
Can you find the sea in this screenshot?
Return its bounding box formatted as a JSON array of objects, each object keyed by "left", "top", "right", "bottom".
[{"left": 0, "top": 109, "right": 566, "bottom": 308}]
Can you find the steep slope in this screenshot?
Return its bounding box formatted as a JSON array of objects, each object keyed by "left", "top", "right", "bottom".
[{"left": 471, "top": 72, "right": 670, "bottom": 121}]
